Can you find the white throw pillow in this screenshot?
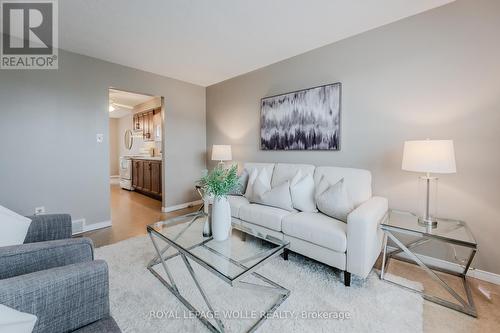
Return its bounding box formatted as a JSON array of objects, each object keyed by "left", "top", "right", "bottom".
[
  {"left": 244, "top": 169, "right": 259, "bottom": 200},
  {"left": 0, "top": 304, "right": 37, "bottom": 333},
  {"left": 315, "top": 175, "right": 330, "bottom": 200},
  {"left": 290, "top": 170, "right": 317, "bottom": 212},
  {"left": 256, "top": 180, "right": 294, "bottom": 211},
  {"left": 229, "top": 169, "right": 249, "bottom": 196},
  {"left": 316, "top": 178, "right": 354, "bottom": 222},
  {"left": 249, "top": 169, "right": 271, "bottom": 202},
  {"left": 0, "top": 206, "right": 32, "bottom": 247}
]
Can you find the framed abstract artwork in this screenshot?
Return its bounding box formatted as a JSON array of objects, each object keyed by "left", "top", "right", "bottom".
[{"left": 260, "top": 82, "right": 341, "bottom": 150}]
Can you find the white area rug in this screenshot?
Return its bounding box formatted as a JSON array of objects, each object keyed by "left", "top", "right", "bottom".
[{"left": 96, "top": 235, "right": 424, "bottom": 333}]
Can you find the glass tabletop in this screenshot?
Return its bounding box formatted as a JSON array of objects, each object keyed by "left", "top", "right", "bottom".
[
  {"left": 147, "top": 212, "right": 289, "bottom": 282},
  {"left": 381, "top": 210, "right": 476, "bottom": 247}
]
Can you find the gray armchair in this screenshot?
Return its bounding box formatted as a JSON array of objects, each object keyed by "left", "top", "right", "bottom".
[{"left": 0, "top": 214, "right": 121, "bottom": 333}]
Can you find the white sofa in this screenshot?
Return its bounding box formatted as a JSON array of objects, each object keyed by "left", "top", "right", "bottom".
[{"left": 228, "top": 162, "right": 388, "bottom": 286}]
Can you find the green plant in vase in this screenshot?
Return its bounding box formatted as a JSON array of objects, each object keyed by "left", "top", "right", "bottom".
[
  {"left": 199, "top": 164, "right": 239, "bottom": 198},
  {"left": 198, "top": 164, "right": 239, "bottom": 241}
]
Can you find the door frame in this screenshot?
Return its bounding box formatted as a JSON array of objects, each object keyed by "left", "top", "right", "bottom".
[{"left": 108, "top": 87, "right": 166, "bottom": 211}]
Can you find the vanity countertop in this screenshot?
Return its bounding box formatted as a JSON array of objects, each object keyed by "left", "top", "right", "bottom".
[{"left": 123, "top": 155, "right": 162, "bottom": 161}]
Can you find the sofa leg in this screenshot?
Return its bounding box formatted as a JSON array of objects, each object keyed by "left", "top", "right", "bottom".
[
  {"left": 282, "top": 248, "right": 289, "bottom": 261},
  {"left": 344, "top": 271, "right": 351, "bottom": 287}
]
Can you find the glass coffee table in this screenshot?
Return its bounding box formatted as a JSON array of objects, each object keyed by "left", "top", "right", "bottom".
[
  {"left": 146, "top": 211, "right": 290, "bottom": 332},
  {"left": 380, "top": 210, "right": 477, "bottom": 317}
]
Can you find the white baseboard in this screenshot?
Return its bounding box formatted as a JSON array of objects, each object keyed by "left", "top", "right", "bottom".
[
  {"left": 387, "top": 246, "right": 500, "bottom": 285},
  {"left": 162, "top": 200, "right": 203, "bottom": 213},
  {"left": 73, "top": 220, "right": 112, "bottom": 235}
]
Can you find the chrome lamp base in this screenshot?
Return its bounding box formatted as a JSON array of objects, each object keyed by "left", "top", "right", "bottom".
[
  {"left": 418, "top": 174, "right": 439, "bottom": 228},
  {"left": 418, "top": 216, "right": 438, "bottom": 228}
]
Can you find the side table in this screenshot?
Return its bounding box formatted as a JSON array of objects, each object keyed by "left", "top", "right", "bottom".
[{"left": 380, "top": 209, "right": 477, "bottom": 317}]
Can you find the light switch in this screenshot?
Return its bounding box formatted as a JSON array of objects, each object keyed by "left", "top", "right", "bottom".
[{"left": 96, "top": 134, "right": 104, "bottom": 143}]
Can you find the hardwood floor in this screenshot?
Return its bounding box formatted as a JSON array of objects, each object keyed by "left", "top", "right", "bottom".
[
  {"left": 376, "top": 257, "right": 500, "bottom": 332},
  {"left": 82, "top": 184, "right": 200, "bottom": 248},
  {"left": 83, "top": 184, "right": 500, "bottom": 331}
]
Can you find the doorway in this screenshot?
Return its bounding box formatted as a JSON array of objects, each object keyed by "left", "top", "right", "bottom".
[{"left": 108, "top": 88, "right": 166, "bottom": 235}]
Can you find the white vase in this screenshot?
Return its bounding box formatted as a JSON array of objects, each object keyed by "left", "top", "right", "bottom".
[{"left": 212, "top": 196, "right": 231, "bottom": 241}]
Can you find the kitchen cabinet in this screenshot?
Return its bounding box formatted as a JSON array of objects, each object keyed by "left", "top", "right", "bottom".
[
  {"left": 131, "top": 158, "right": 162, "bottom": 200},
  {"left": 133, "top": 113, "right": 142, "bottom": 131},
  {"left": 132, "top": 108, "right": 161, "bottom": 142},
  {"left": 132, "top": 160, "right": 143, "bottom": 190},
  {"left": 150, "top": 161, "right": 162, "bottom": 196}
]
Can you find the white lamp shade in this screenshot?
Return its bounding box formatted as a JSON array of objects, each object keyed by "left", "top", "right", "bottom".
[
  {"left": 211, "top": 145, "right": 232, "bottom": 161},
  {"left": 402, "top": 140, "right": 456, "bottom": 174}
]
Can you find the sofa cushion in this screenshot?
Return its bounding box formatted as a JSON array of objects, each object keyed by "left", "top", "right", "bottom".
[
  {"left": 314, "top": 166, "right": 372, "bottom": 207},
  {"left": 239, "top": 204, "right": 292, "bottom": 231},
  {"left": 227, "top": 195, "right": 249, "bottom": 218},
  {"left": 282, "top": 212, "right": 347, "bottom": 252},
  {"left": 272, "top": 163, "right": 315, "bottom": 187}
]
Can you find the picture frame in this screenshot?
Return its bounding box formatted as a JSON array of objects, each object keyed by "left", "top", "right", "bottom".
[{"left": 260, "top": 82, "right": 341, "bottom": 150}]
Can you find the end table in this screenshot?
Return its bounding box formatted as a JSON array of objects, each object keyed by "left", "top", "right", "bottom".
[{"left": 380, "top": 209, "right": 477, "bottom": 317}]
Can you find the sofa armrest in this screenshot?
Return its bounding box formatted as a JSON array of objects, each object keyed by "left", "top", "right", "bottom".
[
  {"left": 0, "top": 238, "right": 94, "bottom": 279},
  {"left": 346, "top": 196, "right": 388, "bottom": 278},
  {"left": 0, "top": 260, "right": 110, "bottom": 333},
  {"left": 24, "top": 214, "right": 72, "bottom": 243}
]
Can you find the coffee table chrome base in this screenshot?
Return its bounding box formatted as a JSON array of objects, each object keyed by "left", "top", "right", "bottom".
[
  {"left": 380, "top": 231, "right": 477, "bottom": 317},
  {"left": 147, "top": 228, "right": 290, "bottom": 333}
]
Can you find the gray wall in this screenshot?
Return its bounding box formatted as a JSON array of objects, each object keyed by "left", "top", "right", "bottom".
[
  {"left": 0, "top": 49, "right": 206, "bottom": 225},
  {"left": 207, "top": 0, "right": 500, "bottom": 274}
]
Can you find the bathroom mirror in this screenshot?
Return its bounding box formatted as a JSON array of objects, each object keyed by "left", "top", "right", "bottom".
[{"left": 124, "top": 129, "right": 133, "bottom": 150}]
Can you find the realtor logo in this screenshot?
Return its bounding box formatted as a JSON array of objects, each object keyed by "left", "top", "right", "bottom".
[{"left": 1, "top": 0, "right": 58, "bottom": 69}]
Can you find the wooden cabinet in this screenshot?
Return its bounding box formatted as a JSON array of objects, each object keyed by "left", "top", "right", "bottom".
[
  {"left": 131, "top": 158, "right": 162, "bottom": 200},
  {"left": 132, "top": 108, "right": 160, "bottom": 142},
  {"left": 143, "top": 161, "right": 152, "bottom": 191},
  {"left": 133, "top": 114, "right": 142, "bottom": 131},
  {"left": 132, "top": 160, "right": 143, "bottom": 190},
  {"left": 150, "top": 161, "right": 162, "bottom": 196}
]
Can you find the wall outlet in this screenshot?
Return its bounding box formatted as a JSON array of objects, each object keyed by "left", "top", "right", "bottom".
[
  {"left": 34, "top": 206, "right": 46, "bottom": 215},
  {"left": 96, "top": 133, "right": 104, "bottom": 143}
]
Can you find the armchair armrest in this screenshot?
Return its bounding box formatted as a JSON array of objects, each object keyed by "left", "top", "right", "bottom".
[
  {"left": 346, "top": 196, "right": 388, "bottom": 278},
  {"left": 0, "top": 238, "right": 94, "bottom": 279},
  {"left": 24, "top": 214, "right": 72, "bottom": 243},
  {"left": 0, "top": 260, "right": 110, "bottom": 333}
]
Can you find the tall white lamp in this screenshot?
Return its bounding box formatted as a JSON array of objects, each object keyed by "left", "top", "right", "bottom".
[
  {"left": 402, "top": 139, "right": 456, "bottom": 227},
  {"left": 211, "top": 145, "right": 232, "bottom": 167}
]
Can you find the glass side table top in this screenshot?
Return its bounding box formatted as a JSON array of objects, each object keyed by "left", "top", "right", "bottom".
[
  {"left": 147, "top": 212, "right": 289, "bottom": 283},
  {"left": 381, "top": 210, "right": 477, "bottom": 248}
]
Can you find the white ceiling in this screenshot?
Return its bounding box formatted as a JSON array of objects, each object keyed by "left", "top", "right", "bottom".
[
  {"left": 61, "top": 0, "right": 454, "bottom": 87},
  {"left": 108, "top": 89, "right": 154, "bottom": 118},
  {"left": 108, "top": 108, "right": 130, "bottom": 119}
]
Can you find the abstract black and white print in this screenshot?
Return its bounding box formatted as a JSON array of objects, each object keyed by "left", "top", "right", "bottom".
[{"left": 260, "top": 83, "right": 341, "bottom": 150}]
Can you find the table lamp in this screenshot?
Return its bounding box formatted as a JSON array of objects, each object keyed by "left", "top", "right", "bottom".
[
  {"left": 402, "top": 139, "right": 456, "bottom": 227},
  {"left": 211, "top": 145, "right": 232, "bottom": 167}
]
